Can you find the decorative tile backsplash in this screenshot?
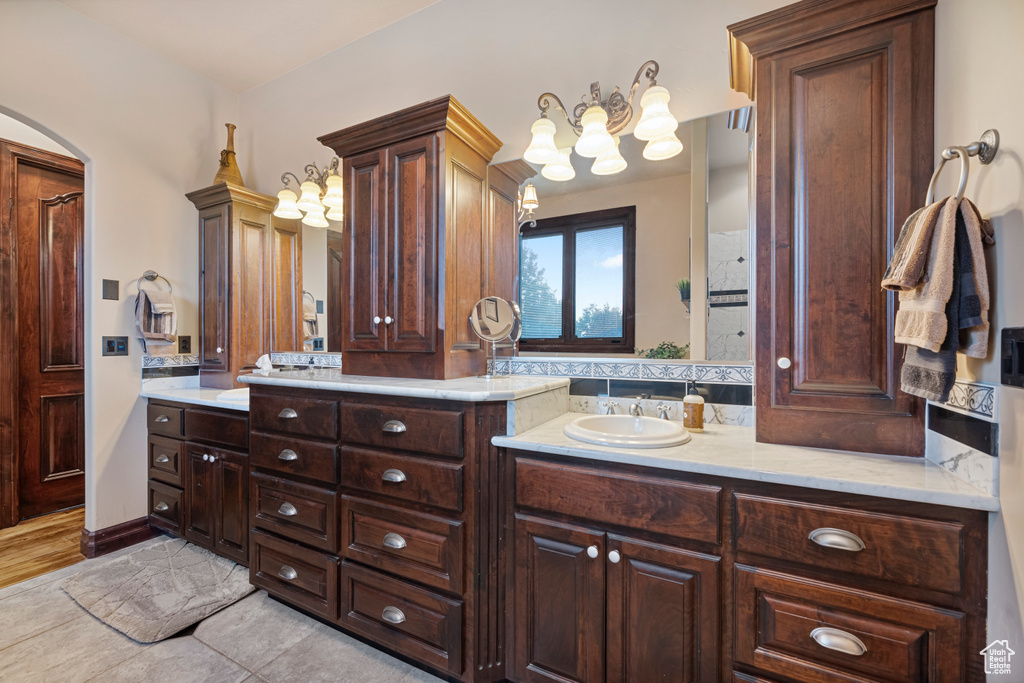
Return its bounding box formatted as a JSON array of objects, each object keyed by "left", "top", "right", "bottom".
[
  {"left": 270, "top": 353, "right": 344, "bottom": 368},
  {"left": 142, "top": 354, "right": 199, "bottom": 367},
  {"left": 930, "top": 379, "right": 998, "bottom": 422},
  {"left": 492, "top": 358, "right": 753, "bottom": 385}
]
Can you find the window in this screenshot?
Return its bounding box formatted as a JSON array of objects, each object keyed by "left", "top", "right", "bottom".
[{"left": 518, "top": 206, "right": 636, "bottom": 353}]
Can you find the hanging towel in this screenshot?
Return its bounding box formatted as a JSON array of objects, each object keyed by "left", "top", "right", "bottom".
[
  {"left": 958, "top": 199, "right": 994, "bottom": 357},
  {"left": 882, "top": 199, "right": 946, "bottom": 291},
  {"left": 302, "top": 293, "right": 319, "bottom": 341},
  {"left": 135, "top": 288, "right": 177, "bottom": 353}
]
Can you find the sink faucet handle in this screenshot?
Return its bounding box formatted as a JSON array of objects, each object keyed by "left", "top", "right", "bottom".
[
  {"left": 603, "top": 400, "right": 619, "bottom": 415},
  {"left": 629, "top": 402, "right": 644, "bottom": 417},
  {"left": 657, "top": 404, "right": 671, "bottom": 420}
]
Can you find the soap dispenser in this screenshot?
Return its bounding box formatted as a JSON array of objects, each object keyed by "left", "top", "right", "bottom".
[{"left": 682, "top": 383, "right": 704, "bottom": 432}]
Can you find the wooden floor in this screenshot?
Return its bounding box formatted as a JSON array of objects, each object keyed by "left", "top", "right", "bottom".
[{"left": 0, "top": 507, "right": 85, "bottom": 589}]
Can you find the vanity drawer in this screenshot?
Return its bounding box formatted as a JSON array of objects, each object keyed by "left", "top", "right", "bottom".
[
  {"left": 340, "top": 560, "right": 462, "bottom": 675},
  {"left": 251, "top": 431, "right": 339, "bottom": 485},
  {"left": 733, "top": 494, "right": 965, "bottom": 595},
  {"left": 515, "top": 457, "right": 721, "bottom": 545},
  {"left": 340, "top": 446, "right": 463, "bottom": 512},
  {"left": 734, "top": 565, "right": 965, "bottom": 683},
  {"left": 341, "top": 496, "right": 463, "bottom": 593},
  {"left": 251, "top": 394, "right": 338, "bottom": 440},
  {"left": 148, "top": 480, "right": 183, "bottom": 533},
  {"left": 251, "top": 473, "right": 338, "bottom": 553},
  {"left": 340, "top": 402, "right": 463, "bottom": 458},
  {"left": 184, "top": 407, "right": 248, "bottom": 450},
  {"left": 250, "top": 529, "right": 339, "bottom": 621},
  {"left": 148, "top": 435, "right": 182, "bottom": 486},
  {"left": 147, "top": 404, "right": 183, "bottom": 437}
]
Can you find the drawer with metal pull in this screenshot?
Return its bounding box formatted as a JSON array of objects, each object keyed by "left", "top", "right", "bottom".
[
  {"left": 733, "top": 493, "right": 965, "bottom": 594},
  {"left": 339, "top": 402, "right": 463, "bottom": 458},
  {"left": 250, "top": 431, "right": 339, "bottom": 485},
  {"left": 339, "top": 446, "right": 464, "bottom": 512},
  {"left": 148, "top": 435, "right": 182, "bottom": 486},
  {"left": 250, "top": 529, "right": 339, "bottom": 621},
  {"left": 341, "top": 495, "right": 463, "bottom": 593},
  {"left": 340, "top": 560, "right": 462, "bottom": 675},
  {"left": 148, "top": 480, "right": 183, "bottom": 533},
  {"left": 251, "top": 473, "right": 338, "bottom": 553},
  {"left": 734, "top": 565, "right": 965, "bottom": 682},
  {"left": 147, "top": 404, "right": 183, "bottom": 438},
  {"left": 250, "top": 394, "right": 339, "bottom": 440}
]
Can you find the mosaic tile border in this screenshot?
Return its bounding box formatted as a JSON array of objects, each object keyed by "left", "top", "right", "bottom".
[
  {"left": 142, "top": 354, "right": 199, "bottom": 367},
  {"left": 492, "top": 358, "right": 753, "bottom": 385},
  {"left": 928, "top": 380, "right": 998, "bottom": 423},
  {"left": 270, "top": 352, "right": 344, "bottom": 368}
]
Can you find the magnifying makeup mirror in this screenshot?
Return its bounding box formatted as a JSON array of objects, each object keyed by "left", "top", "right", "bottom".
[{"left": 470, "top": 296, "right": 516, "bottom": 378}]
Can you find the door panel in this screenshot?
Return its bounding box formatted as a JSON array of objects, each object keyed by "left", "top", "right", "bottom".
[
  {"left": 238, "top": 218, "right": 267, "bottom": 369},
  {"left": 184, "top": 445, "right": 215, "bottom": 549},
  {"left": 215, "top": 449, "right": 249, "bottom": 565},
  {"left": 344, "top": 149, "right": 387, "bottom": 351},
  {"left": 270, "top": 217, "right": 302, "bottom": 353},
  {"left": 198, "top": 206, "right": 229, "bottom": 369},
  {"left": 449, "top": 160, "right": 486, "bottom": 351},
  {"left": 326, "top": 229, "right": 344, "bottom": 352}
]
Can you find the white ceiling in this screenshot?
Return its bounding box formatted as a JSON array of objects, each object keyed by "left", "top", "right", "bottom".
[{"left": 57, "top": 0, "right": 442, "bottom": 92}]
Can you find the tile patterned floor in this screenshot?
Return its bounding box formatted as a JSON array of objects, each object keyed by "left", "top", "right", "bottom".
[{"left": 0, "top": 539, "right": 443, "bottom": 682}]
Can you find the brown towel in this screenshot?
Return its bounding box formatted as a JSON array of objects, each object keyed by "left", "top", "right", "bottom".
[
  {"left": 302, "top": 293, "right": 318, "bottom": 341},
  {"left": 135, "top": 288, "right": 176, "bottom": 352},
  {"left": 882, "top": 199, "right": 946, "bottom": 291},
  {"left": 958, "top": 199, "right": 993, "bottom": 358}
]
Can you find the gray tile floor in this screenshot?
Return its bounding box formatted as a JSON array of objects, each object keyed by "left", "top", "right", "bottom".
[{"left": 0, "top": 539, "right": 443, "bottom": 682}]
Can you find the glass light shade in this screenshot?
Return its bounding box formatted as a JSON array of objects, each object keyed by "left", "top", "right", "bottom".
[
  {"left": 301, "top": 205, "right": 329, "bottom": 228},
  {"left": 523, "top": 117, "right": 560, "bottom": 165},
  {"left": 591, "top": 136, "right": 627, "bottom": 176},
  {"left": 296, "top": 180, "right": 324, "bottom": 213},
  {"left": 325, "top": 204, "right": 344, "bottom": 222},
  {"left": 321, "top": 173, "right": 344, "bottom": 209},
  {"left": 574, "top": 104, "right": 615, "bottom": 158},
  {"left": 521, "top": 183, "right": 539, "bottom": 211},
  {"left": 541, "top": 147, "right": 575, "bottom": 181},
  {"left": 642, "top": 131, "right": 684, "bottom": 161},
  {"left": 633, "top": 85, "right": 678, "bottom": 141},
  {"left": 273, "top": 187, "right": 303, "bottom": 219}
]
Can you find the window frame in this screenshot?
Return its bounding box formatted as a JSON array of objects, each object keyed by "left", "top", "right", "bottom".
[{"left": 518, "top": 205, "right": 636, "bottom": 354}]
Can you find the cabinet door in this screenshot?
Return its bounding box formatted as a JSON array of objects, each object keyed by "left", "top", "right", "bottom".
[
  {"left": 514, "top": 514, "right": 605, "bottom": 683},
  {"left": 214, "top": 449, "right": 249, "bottom": 565},
  {"left": 236, "top": 208, "right": 270, "bottom": 370},
  {"left": 184, "top": 445, "right": 215, "bottom": 549},
  {"left": 605, "top": 535, "right": 720, "bottom": 683},
  {"left": 198, "top": 205, "right": 229, "bottom": 370},
  {"left": 270, "top": 215, "right": 303, "bottom": 353},
  {"left": 386, "top": 134, "right": 437, "bottom": 353},
  {"left": 344, "top": 149, "right": 387, "bottom": 351}
]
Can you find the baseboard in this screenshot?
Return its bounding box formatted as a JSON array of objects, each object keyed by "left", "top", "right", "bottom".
[{"left": 79, "top": 516, "right": 158, "bottom": 558}]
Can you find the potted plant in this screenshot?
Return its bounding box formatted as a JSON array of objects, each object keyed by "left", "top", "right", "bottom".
[
  {"left": 676, "top": 278, "right": 691, "bottom": 314},
  {"left": 636, "top": 341, "right": 690, "bottom": 359}
]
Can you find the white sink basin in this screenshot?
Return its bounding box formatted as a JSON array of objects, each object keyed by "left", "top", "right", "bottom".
[
  {"left": 216, "top": 388, "right": 250, "bottom": 402},
  {"left": 563, "top": 414, "right": 691, "bottom": 449}
]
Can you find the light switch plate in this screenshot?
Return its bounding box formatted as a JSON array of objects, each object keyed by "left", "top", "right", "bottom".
[
  {"left": 1002, "top": 327, "right": 1024, "bottom": 387},
  {"left": 178, "top": 335, "right": 191, "bottom": 354},
  {"left": 101, "top": 280, "right": 119, "bottom": 300},
  {"left": 101, "top": 336, "right": 128, "bottom": 356}
]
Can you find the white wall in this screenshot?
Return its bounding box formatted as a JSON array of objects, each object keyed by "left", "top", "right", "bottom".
[
  {"left": 301, "top": 225, "right": 328, "bottom": 349},
  {"left": 0, "top": 112, "right": 75, "bottom": 156},
  {"left": 708, "top": 164, "right": 749, "bottom": 234},
  {"left": 0, "top": 0, "right": 238, "bottom": 530}
]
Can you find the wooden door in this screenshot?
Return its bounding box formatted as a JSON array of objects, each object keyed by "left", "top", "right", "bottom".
[
  {"left": 326, "top": 229, "right": 344, "bottom": 352},
  {"left": 198, "top": 204, "right": 230, "bottom": 370},
  {"left": 513, "top": 514, "right": 605, "bottom": 683},
  {"left": 386, "top": 135, "right": 437, "bottom": 353},
  {"left": 749, "top": 12, "right": 931, "bottom": 456},
  {"left": 184, "top": 445, "right": 215, "bottom": 549},
  {"left": 343, "top": 149, "right": 387, "bottom": 351},
  {"left": 605, "top": 535, "right": 720, "bottom": 683},
  {"left": 236, "top": 206, "right": 270, "bottom": 370},
  {"left": 3, "top": 143, "right": 85, "bottom": 520},
  {"left": 270, "top": 215, "right": 302, "bottom": 353},
  {"left": 214, "top": 448, "right": 248, "bottom": 565}
]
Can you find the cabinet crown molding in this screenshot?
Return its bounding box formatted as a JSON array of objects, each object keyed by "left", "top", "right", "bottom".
[
  {"left": 185, "top": 181, "right": 277, "bottom": 212},
  {"left": 727, "top": 0, "right": 936, "bottom": 98},
  {"left": 318, "top": 94, "right": 502, "bottom": 162}
]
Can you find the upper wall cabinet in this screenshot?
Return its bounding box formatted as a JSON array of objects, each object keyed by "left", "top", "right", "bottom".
[
  {"left": 187, "top": 182, "right": 303, "bottom": 388},
  {"left": 319, "top": 96, "right": 525, "bottom": 380},
  {"left": 729, "top": 0, "right": 935, "bottom": 456}
]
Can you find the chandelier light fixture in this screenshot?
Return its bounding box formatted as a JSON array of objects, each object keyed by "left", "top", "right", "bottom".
[
  {"left": 517, "top": 181, "right": 540, "bottom": 228},
  {"left": 273, "top": 157, "right": 344, "bottom": 228},
  {"left": 524, "top": 60, "right": 682, "bottom": 180}
]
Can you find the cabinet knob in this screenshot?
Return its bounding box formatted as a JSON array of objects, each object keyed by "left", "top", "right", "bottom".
[
  {"left": 381, "top": 468, "right": 407, "bottom": 483},
  {"left": 202, "top": 453, "right": 210, "bottom": 462},
  {"left": 608, "top": 550, "right": 621, "bottom": 564},
  {"left": 587, "top": 545, "right": 599, "bottom": 559},
  {"left": 384, "top": 316, "right": 393, "bottom": 325},
  {"left": 777, "top": 357, "right": 792, "bottom": 369},
  {"left": 153, "top": 502, "right": 169, "bottom": 512},
  {"left": 278, "top": 565, "right": 298, "bottom": 581},
  {"left": 810, "top": 627, "right": 867, "bottom": 656},
  {"left": 278, "top": 408, "right": 298, "bottom": 419},
  {"left": 216, "top": 347, "right": 223, "bottom": 354},
  {"left": 278, "top": 449, "right": 298, "bottom": 461},
  {"left": 383, "top": 420, "right": 406, "bottom": 434},
  {"left": 155, "top": 454, "right": 170, "bottom": 464},
  {"left": 373, "top": 316, "right": 382, "bottom": 325},
  {"left": 209, "top": 454, "right": 217, "bottom": 462},
  {"left": 154, "top": 415, "right": 170, "bottom": 423},
  {"left": 382, "top": 606, "right": 406, "bottom": 625},
  {"left": 808, "top": 527, "right": 865, "bottom": 552},
  {"left": 277, "top": 502, "right": 297, "bottom": 517},
  {"left": 383, "top": 532, "right": 407, "bottom": 550}
]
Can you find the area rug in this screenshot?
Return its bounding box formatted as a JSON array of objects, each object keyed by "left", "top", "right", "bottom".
[{"left": 61, "top": 537, "right": 254, "bottom": 643}]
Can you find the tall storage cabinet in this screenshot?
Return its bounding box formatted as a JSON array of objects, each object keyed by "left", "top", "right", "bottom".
[
  {"left": 728, "top": 0, "right": 934, "bottom": 456},
  {"left": 187, "top": 182, "right": 304, "bottom": 388},
  {"left": 319, "top": 96, "right": 520, "bottom": 380}
]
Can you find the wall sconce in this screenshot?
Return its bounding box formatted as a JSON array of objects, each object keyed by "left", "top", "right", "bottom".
[
  {"left": 518, "top": 182, "right": 540, "bottom": 229},
  {"left": 524, "top": 60, "right": 682, "bottom": 179},
  {"left": 273, "top": 157, "right": 344, "bottom": 228}
]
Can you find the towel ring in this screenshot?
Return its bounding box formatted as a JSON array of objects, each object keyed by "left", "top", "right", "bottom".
[
  {"left": 303, "top": 290, "right": 315, "bottom": 303},
  {"left": 925, "top": 129, "right": 1000, "bottom": 205},
  {"left": 137, "top": 270, "right": 173, "bottom": 294}
]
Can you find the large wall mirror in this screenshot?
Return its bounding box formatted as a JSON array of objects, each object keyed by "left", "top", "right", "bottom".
[{"left": 277, "top": 106, "right": 752, "bottom": 364}]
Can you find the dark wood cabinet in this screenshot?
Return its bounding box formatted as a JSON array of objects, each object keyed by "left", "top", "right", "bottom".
[
  {"left": 183, "top": 445, "right": 216, "bottom": 547},
  {"left": 729, "top": 0, "right": 934, "bottom": 456},
  {"left": 183, "top": 442, "right": 248, "bottom": 564},
  {"left": 344, "top": 148, "right": 387, "bottom": 352}
]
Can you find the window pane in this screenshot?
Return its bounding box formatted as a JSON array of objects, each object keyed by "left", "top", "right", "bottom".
[
  {"left": 575, "top": 226, "right": 624, "bottom": 339},
  {"left": 520, "top": 234, "right": 563, "bottom": 339}
]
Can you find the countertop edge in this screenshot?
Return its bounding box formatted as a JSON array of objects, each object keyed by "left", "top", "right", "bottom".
[
  {"left": 141, "top": 388, "right": 249, "bottom": 413},
  {"left": 239, "top": 373, "right": 570, "bottom": 402}
]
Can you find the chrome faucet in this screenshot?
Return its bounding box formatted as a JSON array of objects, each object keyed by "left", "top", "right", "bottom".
[
  {"left": 629, "top": 402, "right": 644, "bottom": 417},
  {"left": 603, "top": 400, "right": 619, "bottom": 415},
  {"left": 657, "top": 404, "right": 671, "bottom": 420}
]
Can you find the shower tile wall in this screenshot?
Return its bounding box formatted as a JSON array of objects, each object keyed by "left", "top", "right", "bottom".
[{"left": 707, "top": 229, "right": 750, "bottom": 361}]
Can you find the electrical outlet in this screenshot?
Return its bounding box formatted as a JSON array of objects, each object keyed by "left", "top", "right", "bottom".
[
  {"left": 101, "top": 279, "right": 119, "bottom": 300},
  {"left": 316, "top": 299, "right": 324, "bottom": 314},
  {"left": 178, "top": 335, "right": 191, "bottom": 354},
  {"left": 313, "top": 338, "right": 324, "bottom": 351},
  {"left": 1002, "top": 328, "right": 1024, "bottom": 387},
  {"left": 102, "top": 336, "right": 128, "bottom": 356}
]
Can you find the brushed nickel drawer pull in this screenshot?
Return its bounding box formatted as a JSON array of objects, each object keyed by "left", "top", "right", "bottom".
[
  {"left": 153, "top": 502, "right": 170, "bottom": 512},
  {"left": 278, "top": 502, "right": 298, "bottom": 517},
  {"left": 155, "top": 454, "right": 170, "bottom": 464},
  {"left": 810, "top": 627, "right": 867, "bottom": 656},
  {"left": 278, "top": 408, "right": 298, "bottom": 419},
  {"left": 381, "top": 468, "right": 407, "bottom": 483},
  {"left": 382, "top": 420, "right": 406, "bottom": 434},
  {"left": 278, "top": 449, "right": 298, "bottom": 461},
  {"left": 278, "top": 565, "right": 298, "bottom": 581},
  {"left": 382, "top": 606, "right": 406, "bottom": 625},
  {"left": 809, "top": 527, "right": 866, "bottom": 552},
  {"left": 383, "top": 532, "right": 407, "bottom": 550},
  {"left": 154, "top": 415, "right": 170, "bottom": 423}
]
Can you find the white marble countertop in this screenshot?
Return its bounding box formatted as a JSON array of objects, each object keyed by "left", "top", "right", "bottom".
[
  {"left": 493, "top": 412, "right": 999, "bottom": 511},
  {"left": 140, "top": 386, "right": 249, "bottom": 412},
  {"left": 240, "top": 368, "right": 570, "bottom": 402}
]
